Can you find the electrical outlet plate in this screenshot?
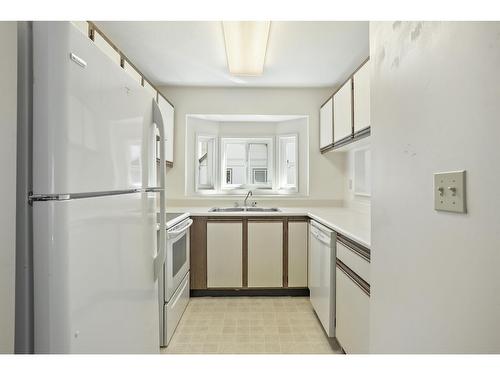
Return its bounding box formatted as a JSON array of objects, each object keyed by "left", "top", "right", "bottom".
[{"left": 434, "top": 170, "right": 466, "bottom": 213}]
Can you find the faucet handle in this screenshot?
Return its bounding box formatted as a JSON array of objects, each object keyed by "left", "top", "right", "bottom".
[{"left": 251, "top": 201, "right": 257, "bottom": 207}]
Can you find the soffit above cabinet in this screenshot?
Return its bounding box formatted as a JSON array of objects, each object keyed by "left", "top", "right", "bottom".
[{"left": 94, "top": 21, "right": 369, "bottom": 88}]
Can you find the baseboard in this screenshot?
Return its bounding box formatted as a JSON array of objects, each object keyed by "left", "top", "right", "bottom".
[{"left": 190, "top": 288, "right": 310, "bottom": 297}]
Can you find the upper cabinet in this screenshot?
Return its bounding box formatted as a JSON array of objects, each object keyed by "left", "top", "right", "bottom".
[
  {"left": 157, "top": 95, "right": 175, "bottom": 166},
  {"left": 353, "top": 60, "right": 370, "bottom": 134},
  {"left": 83, "top": 22, "right": 176, "bottom": 166},
  {"left": 333, "top": 78, "right": 353, "bottom": 144},
  {"left": 319, "top": 97, "right": 333, "bottom": 150},
  {"left": 319, "top": 58, "right": 371, "bottom": 153}
]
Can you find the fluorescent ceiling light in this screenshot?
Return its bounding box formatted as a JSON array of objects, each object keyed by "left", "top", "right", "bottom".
[{"left": 222, "top": 21, "right": 271, "bottom": 76}]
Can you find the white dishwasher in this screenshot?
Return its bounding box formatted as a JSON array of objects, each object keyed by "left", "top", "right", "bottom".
[{"left": 308, "top": 220, "right": 336, "bottom": 337}]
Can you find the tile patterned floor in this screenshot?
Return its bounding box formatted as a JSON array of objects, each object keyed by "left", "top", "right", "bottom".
[{"left": 161, "top": 297, "right": 342, "bottom": 354}]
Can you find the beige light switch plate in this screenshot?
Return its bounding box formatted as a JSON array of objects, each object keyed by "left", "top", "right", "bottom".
[{"left": 434, "top": 170, "right": 466, "bottom": 213}]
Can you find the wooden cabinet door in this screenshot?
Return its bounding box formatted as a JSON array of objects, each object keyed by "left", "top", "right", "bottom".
[
  {"left": 207, "top": 222, "right": 242, "bottom": 288},
  {"left": 319, "top": 97, "right": 333, "bottom": 149},
  {"left": 248, "top": 222, "right": 283, "bottom": 287},
  {"left": 333, "top": 78, "right": 353, "bottom": 143},
  {"left": 335, "top": 266, "right": 370, "bottom": 353},
  {"left": 158, "top": 95, "right": 174, "bottom": 164},
  {"left": 288, "top": 221, "right": 308, "bottom": 287},
  {"left": 353, "top": 60, "right": 370, "bottom": 133}
]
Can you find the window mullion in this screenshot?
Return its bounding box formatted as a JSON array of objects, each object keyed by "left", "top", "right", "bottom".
[{"left": 245, "top": 141, "right": 250, "bottom": 187}]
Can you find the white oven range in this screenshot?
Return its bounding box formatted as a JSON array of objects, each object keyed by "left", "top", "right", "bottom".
[{"left": 158, "top": 212, "right": 192, "bottom": 347}]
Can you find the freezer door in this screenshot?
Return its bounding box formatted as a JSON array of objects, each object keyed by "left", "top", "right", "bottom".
[
  {"left": 33, "top": 22, "right": 156, "bottom": 194},
  {"left": 33, "top": 192, "right": 159, "bottom": 353}
]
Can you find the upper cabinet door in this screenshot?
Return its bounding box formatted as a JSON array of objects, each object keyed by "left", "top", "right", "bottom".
[
  {"left": 319, "top": 97, "right": 333, "bottom": 150},
  {"left": 157, "top": 95, "right": 175, "bottom": 165},
  {"left": 333, "top": 78, "right": 353, "bottom": 143},
  {"left": 353, "top": 60, "right": 370, "bottom": 133}
]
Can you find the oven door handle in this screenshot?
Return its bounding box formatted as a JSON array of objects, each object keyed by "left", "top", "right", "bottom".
[{"left": 167, "top": 219, "right": 193, "bottom": 239}]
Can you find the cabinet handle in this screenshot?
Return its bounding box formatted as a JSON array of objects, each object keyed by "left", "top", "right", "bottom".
[
  {"left": 336, "top": 259, "right": 370, "bottom": 296},
  {"left": 337, "top": 235, "right": 370, "bottom": 262}
]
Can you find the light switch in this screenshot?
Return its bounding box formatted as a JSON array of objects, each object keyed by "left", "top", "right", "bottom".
[{"left": 434, "top": 170, "right": 466, "bottom": 213}]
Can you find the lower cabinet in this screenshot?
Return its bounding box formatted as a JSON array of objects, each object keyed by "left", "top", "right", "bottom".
[
  {"left": 335, "top": 267, "right": 370, "bottom": 353},
  {"left": 207, "top": 221, "right": 243, "bottom": 288},
  {"left": 190, "top": 216, "right": 309, "bottom": 293},
  {"left": 288, "top": 221, "right": 308, "bottom": 287},
  {"left": 248, "top": 221, "right": 283, "bottom": 287},
  {"left": 335, "top": 236, "right": 371, "bottom": 354}
]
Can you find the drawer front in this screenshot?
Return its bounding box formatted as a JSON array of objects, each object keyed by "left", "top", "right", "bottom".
[
  {"left": 336, "top": 241, "right": 370, "bottom": 283},
  {"left": 165, "top": 272, "right": 190, "bottom": 346},
  {"left": 335, "top": 266, "right": 370, "bottom": 354}
]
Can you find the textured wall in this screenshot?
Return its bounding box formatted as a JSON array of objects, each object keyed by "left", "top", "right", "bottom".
[{"left": 370, "top": 21, "right": 500, "bottom": 353}]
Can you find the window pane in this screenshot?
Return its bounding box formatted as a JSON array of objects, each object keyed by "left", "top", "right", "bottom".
[
  {"left": 248, "top": 143, "right": 270, "bottom": 185},
  {"left": 286, "top": 167, "right": 296, "bottom": 185},
  {"left": 225, "top": 142, "right": 246, "bottom": 185},
  {"left": 285, "top": 141, "right": 296, "bottom": 185},
  {"left": 285, "top": 142, "right": 296, "bottom": 163},
  {"left": 197, "top": 136, "right": 214, "bottom": 189},
  {"left": 221, "top": 138, "right": 273, "bottom": 189},
  {"left": 279, "top": 135, "right": 298, "bottom": 190},
  {"left": 253, "top": 168, "right": 268, "bottom": 184},
  {"left": 231, "top": 166, "right": 246, "bottom": 185}
]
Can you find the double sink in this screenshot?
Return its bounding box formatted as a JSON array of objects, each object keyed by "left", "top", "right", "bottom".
[{"left": 209, "top": 207, "right": 281, "bottom": 212}]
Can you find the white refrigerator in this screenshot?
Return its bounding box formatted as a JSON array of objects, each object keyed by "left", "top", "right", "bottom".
[{"left": 23, "top": 22, "right": 165, "bottom": 353}]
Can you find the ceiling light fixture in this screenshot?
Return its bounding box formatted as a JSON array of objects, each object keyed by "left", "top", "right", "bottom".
[{"left": 222, "top": 21, "right": 271, "bottom": 76}]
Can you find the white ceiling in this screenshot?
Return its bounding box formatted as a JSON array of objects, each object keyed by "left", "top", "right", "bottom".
[{"left": 95, "top": 21, "right": 369, "bottom": 88}]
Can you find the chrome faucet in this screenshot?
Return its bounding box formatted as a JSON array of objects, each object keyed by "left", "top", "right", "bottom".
[{"left": 244, "top": 190, "right": 253, "bottom": 207}]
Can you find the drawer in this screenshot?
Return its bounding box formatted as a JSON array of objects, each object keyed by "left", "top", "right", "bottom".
[
  {"left": 164, "top": 272, "right": 190, "bottom": 346},
  {"left": 336, "top": 240, "right": 370, "bottom": 283},
  {"left": 335, "top": 265, "right": 370, "bottom": 354}
]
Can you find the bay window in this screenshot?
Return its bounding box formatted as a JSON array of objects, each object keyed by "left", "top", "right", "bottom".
[{"left": 195, "top": 133, "right": 298, "bottom": 195}]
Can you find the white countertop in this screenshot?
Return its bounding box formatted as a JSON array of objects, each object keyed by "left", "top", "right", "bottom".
[{"left": 166, "top": 206, "right": 371, "bottom": 249}]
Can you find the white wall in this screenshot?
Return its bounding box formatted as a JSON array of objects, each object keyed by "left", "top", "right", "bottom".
[
  {"left": 158, "top": 86, "right": 346, "bottom": 206},
  {"left": 370, "top": 21, "right": 500, "bottom": 353},
  {"left": 0, "top": 21, "right": 17, "bottom": 354},
  {"left": 344, "top": 144, "right": 371, "bottom": 210}
]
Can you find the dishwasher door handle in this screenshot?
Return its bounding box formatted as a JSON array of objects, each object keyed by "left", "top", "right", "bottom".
[{"left": 311, "top": 229, "right": 331, "bottom": 246}]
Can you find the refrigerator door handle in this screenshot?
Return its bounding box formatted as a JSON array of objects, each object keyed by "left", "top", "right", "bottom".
[{"left": 152, "top": 99, "right": 167, "bottom": 282}]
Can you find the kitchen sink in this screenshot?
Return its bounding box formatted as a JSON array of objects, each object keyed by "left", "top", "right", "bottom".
[
  {"left": 245, "top": 207, "right": 280, "bottom": 212},
  {"left": 208, "top": 207, "right": 280, "bottom": 212},
  {"left": 208, "top": 207, "right": 246, "bottom": 212}
]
